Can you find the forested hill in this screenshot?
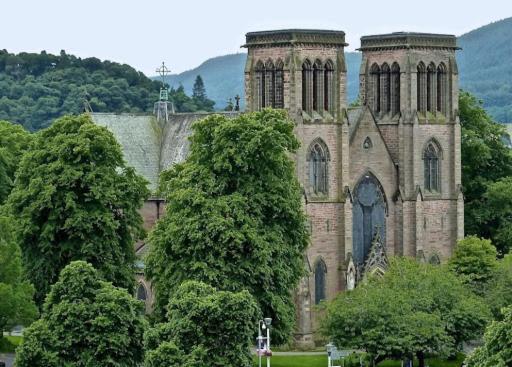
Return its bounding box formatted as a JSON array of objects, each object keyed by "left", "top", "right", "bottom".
[
  {"left": 458, "top": 17, "right": 512, "bottom": 122},
  {"left": 166, "top": 17, "right": 512, "bottom": 121},
  {"left": 0, "top": 50, "right": 162, "bottom": 131}
]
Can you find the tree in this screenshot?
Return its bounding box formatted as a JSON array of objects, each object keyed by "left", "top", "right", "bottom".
[
  {"left": 15, "top": 261, "right": 146, "bottom": 367},
  {"left": 0, "top": 120, "right": 33, "bottom": 204},
  {"left": 465, "top": 306, "right": 512, "bottom": 367},
  {"left": 460, "top": 90, "right": 512, "bottom": 253},
  {"left": 448, "top": 236, "right": 498, "bottom": 294},
  {"left": 5, "top": 114, "right": 149, "bottom": 305},
  {"left": 485, "top": 254, "right": 512, "bottom": 319},
  {"left": 144, "top": 281, "right": 258, "bottom": 367},
  {"left": 192, "top": 75, "right": 215, "bottom": 111},
  {"left": 323, "top": 258, "right": 491, "bottom": 366},
  {"left": 0, "top": 216, "right": 37, "bottom": 338},
  {"left": 146, "top": 110, "right": 309, "bottom": 344}
]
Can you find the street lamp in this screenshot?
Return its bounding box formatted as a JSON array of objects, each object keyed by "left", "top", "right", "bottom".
[
  {"left": 257, "top": 318, "right": 272, "bottom": 367},
  {"left": 326, "top": 343, "right": 334, "bottom": 367}
]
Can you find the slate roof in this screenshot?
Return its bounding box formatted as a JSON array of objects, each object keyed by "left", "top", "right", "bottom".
[{"left": 91, "top": 112, "right": 240, "bottom": 192}]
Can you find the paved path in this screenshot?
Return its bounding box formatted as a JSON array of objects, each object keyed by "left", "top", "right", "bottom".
[{"left": 0, "top": 353, "right": 14, "bottom": 367}]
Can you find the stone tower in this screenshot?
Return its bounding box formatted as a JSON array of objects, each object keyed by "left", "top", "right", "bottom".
[{"left": 243, "top": 30, "right": 463, "bottom": 346}]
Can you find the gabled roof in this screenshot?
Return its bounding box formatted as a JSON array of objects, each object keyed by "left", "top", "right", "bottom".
[{"left": 91, "top": 112, "right": 240, "bottom": 191}]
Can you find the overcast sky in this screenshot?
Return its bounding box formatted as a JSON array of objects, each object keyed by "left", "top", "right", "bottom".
[{"left": 2, "top": 0, "right": 510, "bottom": 75}]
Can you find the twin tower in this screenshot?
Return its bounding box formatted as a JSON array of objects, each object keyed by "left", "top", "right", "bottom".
[{"left": 243, "top": 30, "right": 463, "bottom": 345}]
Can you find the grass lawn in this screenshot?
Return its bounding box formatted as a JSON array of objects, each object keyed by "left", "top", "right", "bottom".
[
  {"left": 252, "top": 353, "right": 466, "bottom": 367},
  {"left": 0, "top": 335, "right": 23, "bottom": 353}
]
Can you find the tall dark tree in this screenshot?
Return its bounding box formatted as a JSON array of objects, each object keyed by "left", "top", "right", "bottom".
[
  {"left": 191, "top": 75, "right": 215, "bottom": 111},
  {"left": 5, "top": 114, "right": 149, "bottom": 305},
  {"left": 146, "top": 110, "right": 309, "bottom": 344}
]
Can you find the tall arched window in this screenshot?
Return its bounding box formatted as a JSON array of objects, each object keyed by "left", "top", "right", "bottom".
[
  {"left": 136, "top": 283, "right": 147, "bottom": 301},
  {"left": 302, "top": 59, "right": 313, "bottom": 114},
  {"left": 437, "top": 63, "right": 447, "bottom": 115},
  {"left": 274, "top": 59, "right": 284, "bottom": 109},
  {"left": 417, "top": 62, "right": 427, "bottom": 113},
  {"left": 427, "top": 63, "right": 436, "bottom": 113},
  {"left": 264, "top": 59, "right": 275, "bottom": 108},
  {"left": 380, "top": 63, "right": 391, "bottom": 114},
  {"left": 391, "top": 62, "right": 400, "bottom": 116},
  {"left": 307, "top": 139, "right": 330, "bottom": 195},
  {"left": 324, "top": 60, "right": 334, "bottom": 113},
  {"left": 424, "top": 141, "right": 441, "bottom": 192},
  {"left": 370, "top": 63, "right": 381, "bottom": 113},
  {"left": 314, "top": 259, "right": 327, "bottom": 304},
  {"left": 313, "top": 59, "right": 324, "bottom": 113},
  {"left": 255, "top": 60, "right": 265, "bottom": 110}
]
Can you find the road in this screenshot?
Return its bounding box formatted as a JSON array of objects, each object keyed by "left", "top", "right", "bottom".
[{"left": 0, "top": 353, "right": 14, "bottom": 367}]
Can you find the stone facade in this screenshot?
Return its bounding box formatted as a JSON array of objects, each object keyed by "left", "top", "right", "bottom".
[
  {"left": 243, "top": 29, "right": 463, "bottom": 345},
  {"left": 93, "top": 29, "right": 463, "bottom": 346}
]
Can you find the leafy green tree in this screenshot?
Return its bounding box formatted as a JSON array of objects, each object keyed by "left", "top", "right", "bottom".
[
  {"left": 323, "top": 258, "right": 491, "bottom": 366},
  {"left": 460, "top": 90, "right": 512, "bottom": 252},
  {"left": 448, "top": 236, "right": 498, "bottom": 294},
  {"left": 465, "top": 306, "right": 512, "bottom": 367},
  {"left": 144, "top": 281, "right": 258, "bottom": 367},
  {"left": 485, "top": 254, "right": 512, "bottom": 319},
  {"left": 15, "top": 261, "right": 146, "bottom": 367},
  {"left": 192, "top": 75, "right": 215, "bottom": 111},
  {"left": 5, "top": 114, "right": 149, "bottom": 305},
  {"left": 0, "top": 216, "right": 37, "bottom": 338},
  {"left": 146, "top": 110, "right": 309, "bottom": 344},
  {"left": 0, "top": 120, "right": 32, "bottom": 203}
]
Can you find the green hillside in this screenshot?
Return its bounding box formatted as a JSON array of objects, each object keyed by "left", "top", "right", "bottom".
[{"left": 165, "top": 17, "right": 512, "bottom": 121}]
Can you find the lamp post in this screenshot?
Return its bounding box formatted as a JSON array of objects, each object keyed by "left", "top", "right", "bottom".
[
  {"left": 326, "top": 343, "right": 334, "bottom": 367},
  {"left": 264, "top": 318, "right": 272, "bottom": 367}
]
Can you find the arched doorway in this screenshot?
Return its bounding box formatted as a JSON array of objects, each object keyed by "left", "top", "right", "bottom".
[{"left": 352, "top": 173, "right": 387, "bottom": 269}]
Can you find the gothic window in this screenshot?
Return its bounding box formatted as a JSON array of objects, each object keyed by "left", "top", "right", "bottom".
[
  {"left": 136, "top": 283, "right": 147, "bottom": 301},
  {"left": 302, "top": 59, "right": 313, "bottom": 114},
  {"left": 437, "top": 63, "right": 447, "bottom": 115},
  {"left": 427, "top": 63, "right": 437, "bottom": 113},
  {"left": 324, "top": 60, "right": 334, "bottom": 113},
  {"left": 313, "top": 59, "right": 324, "bottom": 113},
  {"left": 380, "top": 63, "right": 391, "bottom": 114},
  {"left": 274, "top": 59, "right": 284, "bottom": 109},
  {"left": 352, "top": 173, "right": 387, "bottom": 267},
  {"left": 363, "top": 136, "right": 373, "bottom": 150},
  {"left": 314, "top": 259, "right": 327, "bottom": 304},
  {"left": 370, "top": 63, "right": 381, "bottom": 113},
  {"left": 264, "top": 59, "right": 275, "bottom": 108},
  {"left": 417, "top": 62, "right": 427, "bottom": 113},
  {"left": 391, "top": 62, "right": 400, "bottom": 116},
  {"left": 307, "top": 139, "right": 330, "bottom": 195},
  {"left": 424, "top": 141, "right": 441, "bottom": 192},
  {"left": 255, "top": 60, "right": 265, "bottom": 110},
  {"left": 429, "top": 254, "right": 441, "bottom": 265}
]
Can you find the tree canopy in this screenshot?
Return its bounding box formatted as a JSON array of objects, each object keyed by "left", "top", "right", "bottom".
[
  {"left": 323, "top": 258, "right": 491, "bottom": 366},
  {"left": 5, "top": 114, "right": 149, "bottom": 305},
  {"left": 0, "top": 120, "right": 33, "bottom": 204},
  {"left": 485, "top": 254, "right": 512, "bottom": 319},
  {"left": 465, "top": 306, "right": 512, "bottom": 367},
  {"left": 15, "top": 261, "right": 146, "bottom": 367},
  {"left": 191, "top": 75, "right": 215, "bottom": 111},
  {"left": 460, "top": 90, "right": 512, "bottom": 255},
  {"left": 146, "top": 109, "right": 309, "bottom": 344},
  {"left": 0, "top": 216, "right": 37, "bottom": 336},
  {"left": 144, "top": 281, "right": 258, "bottom": 367}
]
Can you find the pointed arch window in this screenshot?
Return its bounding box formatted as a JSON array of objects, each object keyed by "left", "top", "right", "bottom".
[
  {"left": 424, "top": 141, "right": 440, "bottom": 192},
  {"left": 255, "top": 61, "right": 265, "bottom": 110},
  {"left": 370, "top": 63, "right": 381, "bottom": 114},
  {"left": 302, "top": 59, "right": 313, "bottom": 113},
  {"left": 313, "top": 60, "right": 324, "bottom": 113},
  {"left": 314, "top": 259, "right": 327, "bottom": 304},
  {"left": 264, "top": 60, "right": 275, "bottom": 108},
  {"left": 437, "top": 63, "right": 447, "bottom": 115},
  {"left": 427, "top": 63, "right": 437, "bottom": 113},
  {"left": 307, "top": 139, "right": 330, "bottom": 195},
  {"left": 274, "top": 59, "right": 284, "bottom": 109},
  {"left": 324, "top": 60, "right": 334, "bottom": 113},
  {"left": 417, "top": 62, "right": 427, "bottom": 113},
  {"left": 380, "top": 63, "right": 391, "bottom": 114},
  {"left": 136, "top": 283, "right": 147, "bottom": 301},
  {"left": 391, "top": 62, "right": 400, "bottom": 116}
]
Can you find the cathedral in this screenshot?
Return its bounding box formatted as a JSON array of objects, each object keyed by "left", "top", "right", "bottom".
[{"left": 92, "top": 29, "right": 463, "bottom": 345}]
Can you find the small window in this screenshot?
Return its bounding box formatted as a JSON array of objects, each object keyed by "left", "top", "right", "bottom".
[
  {"left": 136, "top": 283, "right": 147, "bottom": 301},
  {"left": 314, "top": 259, "right": 327, "bottom": 304}
]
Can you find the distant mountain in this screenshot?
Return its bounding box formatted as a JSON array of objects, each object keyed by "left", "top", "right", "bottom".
[{"left": 162, "top": 17, "right": 512, "bottom": 121}]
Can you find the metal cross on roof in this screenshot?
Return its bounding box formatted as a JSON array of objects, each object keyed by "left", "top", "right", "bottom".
[{"left": 156, "top": 62, "right": 171, "bottom": 101}]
